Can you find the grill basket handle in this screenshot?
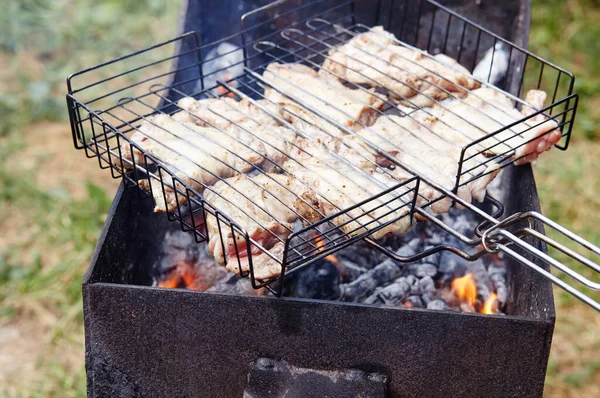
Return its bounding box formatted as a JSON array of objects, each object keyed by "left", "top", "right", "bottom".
[{"left": 482, "top": 211, "right": 600, "bottom": 311}]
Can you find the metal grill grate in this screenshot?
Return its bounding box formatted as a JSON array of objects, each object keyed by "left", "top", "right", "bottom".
[{"left": 66, "top": 0, "right": 599, "bottom": 305}]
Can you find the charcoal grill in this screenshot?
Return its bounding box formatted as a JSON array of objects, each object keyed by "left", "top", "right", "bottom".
[
  {"left": 70, "top": 0, "right": 599, "bottom": 397},
  {"left": 67, "top": 0, "right": 599, "bottom": 307}
]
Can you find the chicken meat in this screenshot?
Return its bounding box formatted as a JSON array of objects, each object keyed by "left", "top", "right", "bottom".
[
  {"left": 283, "top": 140, "right": 415, "bottom": 240},
  {"left": 173, "top": 96, "right": 298, "bottom": 172},
  {"left": 204, "top": 173, "right": 320, "bottom": 279},
  {"left": 321, "top": 26, "right": 481, "bottom": 108},
  {"left": 409, "top": 87, "right": 560, "bottom": 165},
  {"left": 121, "top": 114, "right": 264, "bottom": 212},
  {"left": 262, "top": 63, "right": 386, "bottom": 136}
]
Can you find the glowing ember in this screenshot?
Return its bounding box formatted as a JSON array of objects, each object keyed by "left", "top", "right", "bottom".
[
  {"left": 315, "top": 238, "right": 341, "bottom": 266},
  {"left": 158, "top": 273, "right": 180, "bottom": 289},
  {"left": 215, "top": 85, "right": 236, "bottom": 98},
  {"left": 157, "top": 261, "right": 214, "bottom": 291},
  {"left": 452, "top": 273, "right": 477, "bottom": 307},
  {"left": 481, "top": 293, "right": 498, "bottom": 315}
]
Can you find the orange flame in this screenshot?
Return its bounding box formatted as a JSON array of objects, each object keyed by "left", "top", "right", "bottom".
[
  {"left": 315, "top": 238, "right": 340, "bottom": 266},
  {"left": 158, "top": 272, "right": 181, "bottom": 289},
  {"left": 215, "top": 83, "right": 236, "bottom": 98},
  {"left": 158, "top": 261, "right": 207, "bottom": 291},
  {"left": 158, "top": 260, "right": 266, "bottom": 294},
  {"left": 452, "top": 273, "right": 477, "bottom": 307},
  {"left": 481, "top": 293, "right": 498, "bottom": 315}
]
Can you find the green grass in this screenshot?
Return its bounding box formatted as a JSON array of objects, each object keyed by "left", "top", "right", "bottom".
[
  {"left": 0, "top": 1, "right": 178, "bottom": 396},
  {"left": 530, "top": 0, "right": 600, "bottom": 140},
  {"left": 529, "top": 1, "right": 600, "bottom": 394},
  {"left": 0, "top": 0, "right": 598, "bottom": 396},
  {"left": 0, "top": 134, "right": 112, "bottom": 396}
]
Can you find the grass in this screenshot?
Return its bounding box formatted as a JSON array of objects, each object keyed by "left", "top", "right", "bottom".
[
  {"left": 0, "top": 1, "right": 177, "bottom": 396},
  {"left": 0, "top": 0, "right": 598, "bottom": 396},
  {"left": 529, "top": 1, "right": 600, "bottom": 395}
]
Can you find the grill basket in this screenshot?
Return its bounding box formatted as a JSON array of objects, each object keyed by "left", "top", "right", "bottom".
[{"left": 66, "top": 0, "right": 599, "bottom": 306}]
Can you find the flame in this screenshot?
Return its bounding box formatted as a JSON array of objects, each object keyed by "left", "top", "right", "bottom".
[
  {"left": 315, "top": 238, "right": 340, "bottom": 266},
  {"left": 481, "top": 293, "right": 498, "bottom": 315},
  {"left": 158, "top": 272, "right": 181, "bottom": 289},
  {"left": 452, "top": 273, "right": 477, "bottom": 307},
  {"left": 215, "top": 85, "right": 236, "bottom": 98},
  {"left": 158, "top": 261, "right": 207, "bottom": 291},
  {"left": 158, "top": 260, "right": 266, "bottom": 294}
]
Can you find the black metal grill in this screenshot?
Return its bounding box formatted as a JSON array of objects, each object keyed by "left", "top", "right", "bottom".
[{"left": 66, "top": 0, "right": 599, "bottom": 306}]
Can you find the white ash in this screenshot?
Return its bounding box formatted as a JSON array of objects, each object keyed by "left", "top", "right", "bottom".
[
  {"left": 427, "top": 300, "right": 448, "bottom": 311},
  {"left": 488, "top": 260, "right": 509, "bottom": 304},
  {"left": 339, "top": 260, "right": 404, "bottom": 302},
  {"left": 467, "top": 262, "right": 491, "bottom": 303},
  {"left": 155, "top": 206, "right": 510, "bottom": 314},
  {"left": 408, "top": 262, "right": 438, "bottom": 278},
  {"left": 289, "top": 207, "right": 509, "bottom": 313}
]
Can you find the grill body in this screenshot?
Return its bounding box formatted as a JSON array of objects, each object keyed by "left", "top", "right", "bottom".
[
  {"left": 82, "top": 1, "right": 555, "bottom": 397},
  {"left": 84, "top": 163, "right": 554, "bottom": 398}
]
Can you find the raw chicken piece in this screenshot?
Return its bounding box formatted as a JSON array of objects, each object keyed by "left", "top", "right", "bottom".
[
  {"left": 262, "top": 63, "right": 386, "bottom": 135},
  {"left": 321, "top": 26, "right": 480, "bottom": 108},
  {"left": 121, "top": 114, "right": 263, "bottom": 212},
  {"left": 410, "top": 87, "right": 560, "bottom": 165},
  {"left": 204, "top": 173, "right": 320, "bottom": 279}
]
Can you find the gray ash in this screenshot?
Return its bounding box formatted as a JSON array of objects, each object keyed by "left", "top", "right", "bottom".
[{"left": 154, "top": 208, "right": 509, "bottom": 314}]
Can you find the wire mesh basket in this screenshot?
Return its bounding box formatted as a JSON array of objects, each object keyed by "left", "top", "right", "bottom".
[{"left": 66, "top": 0, "right": 580, "bottom": 294}]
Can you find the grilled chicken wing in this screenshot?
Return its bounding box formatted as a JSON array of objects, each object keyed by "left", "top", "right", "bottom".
[
  {"left": 321, "top": 26, "right": 480, "bottom": 108},
  {"left": 410, "top": 87, "right": 560, "bottom": 165}
]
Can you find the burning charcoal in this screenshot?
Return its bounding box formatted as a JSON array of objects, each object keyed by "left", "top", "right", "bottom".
[
  {"left": 377, "top": 224, "right": 422, "bottom": 252},
  {"left": 335, "top": 259, "right": 368, "bottom": 283},
  {"left": 421, "top": 291, "right": 436, "bottom": 305},
  {"left": 340, "top": 260, "right": 403, "bottom": 302},
  {"left": 427, "top": 300, "right": 448, "bottom": 311},
  {"left": 364, "top": 277, "right": 411, "bottom": 306},
  {"left": 362, "top": 294, "right": 384, "bottom": 305},
  {"left": 337, "top": 241, "right": 385, "bottom": 270},
  {"left": 394, "top": 238, "right": 421, "bottom": 259},
  {"left": 408, "top": 262, "right": 438, "bottom": 278},
  {"left": 488, "top": 262, "right": 508, "bottom": 304},
  {"left": 487, "top": 262, "right": 506, "bottom": 278},
  {"left": 493, "top": 282, "right": 508, "bottom": 305},
  {"left": 207, "top": 275, "right": 265, "bottom": 296},
  {"left": 438, "top": 250, "right": 469, "bottom": 283},
  {"left": 440, "top": 210, "right": 475, "bottom": 237},
  {"left": 284, "top": 262, "right": 341, "bottom": 300},
  {"left": 405, "top": 295, "right": 425, "bottom": 308},
  {"left": 467, "top": 261, "right": 491, "bottom": 302},
  {"left": 155, "top": 230, "right": 231, "bottom": 290},
  {"left": 420, "top": 245, "right": 442, "bottom": 266},
  {"left": 419, "top": 276, "right": 435, "bottom": 293},
  {"left": 406, "top": 275, "right": 421, "bottom": 295}
]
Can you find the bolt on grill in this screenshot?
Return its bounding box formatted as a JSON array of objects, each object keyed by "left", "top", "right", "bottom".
[{"left": 66, "top": 0, "right": 599, "bottom": 306}]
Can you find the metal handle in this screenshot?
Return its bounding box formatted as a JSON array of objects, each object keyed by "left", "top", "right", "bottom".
[{"left": 482, "top": 211, "right": 600, "bottom": 311}]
